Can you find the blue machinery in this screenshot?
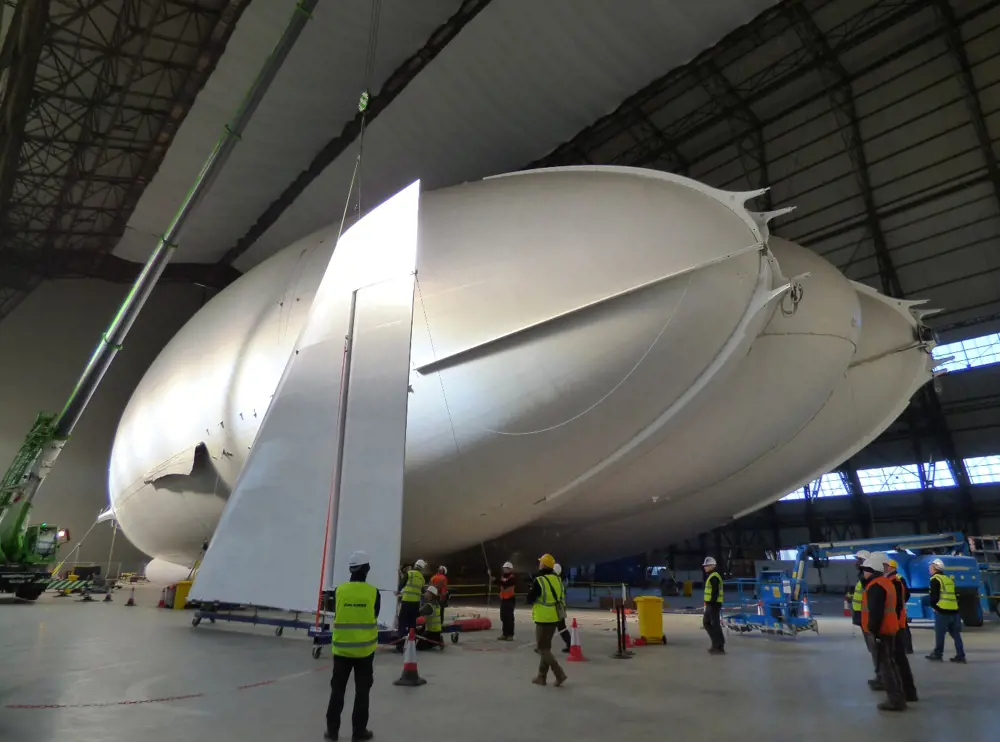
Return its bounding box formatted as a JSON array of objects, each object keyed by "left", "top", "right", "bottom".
[{"left": 724, "top": 532, "right": 999, "bottom": 637}]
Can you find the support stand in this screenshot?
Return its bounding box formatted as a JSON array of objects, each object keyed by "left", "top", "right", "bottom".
[{"left": 612, "top": 583, "right": 634, "bottom": 659}]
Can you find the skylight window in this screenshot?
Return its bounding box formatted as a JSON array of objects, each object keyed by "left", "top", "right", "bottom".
[
  {"left": 779, "top": 473, "right": 849, "bottom": 501},
  {"left": 965, "top": 455, "right": 1000, "bottom": 485},
  {"left": 933, "top": 332, "right": 1000, "bottom": 373},
  {"left": 856, "top": 463, "right": 956, "bottom": 494}
]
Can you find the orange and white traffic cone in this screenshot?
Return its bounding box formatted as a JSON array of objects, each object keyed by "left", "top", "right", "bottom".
[
  {"left": 393, "top": 629, "right": 426, "bottom": 687},
  {"left": 157, "top": 589, "right": 166, "bottom": 608},
  {"left": 566, "top": 618, "right": 588, "bottom": 662},
  {"left": 624, "top": 631, "right": 633, "bottom": 649},
  {"left": 802, "top": 597, "right": 811, "bottom": 618},
  {"left": 103, "top": 591, "right": 113, "bottom": 603},
  {"left": 125, "top": 587, "right": 136, "bottom": 607},
  {"left": 843, "top": 594, "right": 851, "bottom": 617}
]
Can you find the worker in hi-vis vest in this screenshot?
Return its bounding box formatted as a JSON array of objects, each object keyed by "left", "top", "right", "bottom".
[
  {"left": 553, "top": 564, "right": 571, "bottom": 653},
  {"left": 417, "top": 584, "right": 444, "bottom": 650},
  {"left": 859, "top": 555, "right": 906, "bottom": 711},
  {"left": 851, "top": 549, "right": 880, "bottom": 683},
  {"left": 926, "top": 558, "right": 966, "bottom": 663},
  {"left": 395, "top": 558, "right": 427, "bottom": 652},
  {"left": 883, "top": 557, "right": 917, "bottom": 702},
  {"left": 702, "top": 556, "right": 725, "bottom": 654},
  {"left": 496, "top": 561, "right": 517, "bottom": 641},
  {"left": 526, "top": 553, "right": 567, "bottom": 687},
  {"left": 325, "top": 550, "right": 378, "bottom": 742}
]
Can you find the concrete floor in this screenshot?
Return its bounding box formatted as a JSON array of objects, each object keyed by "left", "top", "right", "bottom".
[{"left": 2, "top": 587, "right": 996, "bottom": 742}]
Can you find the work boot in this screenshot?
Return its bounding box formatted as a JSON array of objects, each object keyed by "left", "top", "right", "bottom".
[
  {"left": 324, "top": 732, "right": 337, "bottom": 741},
  {"left": 906, "top": 692, "right": 919, "bottom": 702},
  {"left": 925, "top": 653, "right": 943, "bottom": 661},
  {"left": 352, "top": 731, "right": 374, "bottom": 742},
  {"left": 949, "top": 655, "right": 967, "bottom": 664},
  {"left": 868, "top": 679, "right": 885, "bottom": 691},
  {"left": 877, "top": 701, "right": 906, "bottom": 712},
  {"left": 561, "top": 646, "right": 570, "bottom": 653},
  {"left": 531, "top": 675, "right": 546, "bottom": 686},
  {"left": 708, "top": 647, "right": 725, "bottom": 655},
  {"left": 554, "top": 674, "right": 567, "bottom": 687}
]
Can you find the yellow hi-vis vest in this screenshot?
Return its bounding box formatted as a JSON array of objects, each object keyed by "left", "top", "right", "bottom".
[
  {"left": 703, "top": 571, "right": 724, "bottom": 604},
  {"left": 424, "top": 601, "right": 442, "bottom": 633},
  {"left": 531, "top": 574, "right": 564, "bottom": 623},
  {"left": 332, "top": 581, "right": 378, "bottom": 658},
  {"left": 931, "top": 572, "right": 959, "bottom": 611},
  {"left": 401, "top": 569, "right": 424, "bottom": 603},
  {"left": 852, "top": 580, "right": 864, "bottom": 612}
]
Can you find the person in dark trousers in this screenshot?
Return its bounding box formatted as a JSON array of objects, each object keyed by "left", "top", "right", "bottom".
[
  {"left": 889, "top": 559, "right": 914, "bottom": 654},
  {"left": 526, "top": 553, "right": 567, "bottom": 687},
  {"left": 496, "top": 561, "right": 516, "bottom": 641},
  {"left": 416, "top": 585, "right": 444, "bottom": 651},
  {"left": 860, "top": 556, "right": 906, "bottom": 711},
  {"left": 883, "top": 557, "right": 917, "bottom": 702},
  {"left": 553, "top": 563, "right": 571, "bottom": 653},
  {"left": 326, "top": 550, "right": 379, "bottom": 741},
  {"left": 395, "top": 558, "right": 427, "bottom": 653},
  {"left": 851, "top": 549, "right": 879, "bottom": 684},
  {"left": 926, "top": 558, "right": 966, "bottom": 663},
  {"left": 702, "top": 556, "right": 725, "bottom": 654}
]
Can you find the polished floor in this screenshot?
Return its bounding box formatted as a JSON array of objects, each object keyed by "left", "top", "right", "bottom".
[{"left": 1, "top": 587, "right": 995, "bottom": 742}]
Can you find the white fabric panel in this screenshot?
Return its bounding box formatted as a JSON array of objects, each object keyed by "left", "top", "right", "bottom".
[
  {"left": 330, "top": 275, "right": 415, "bottom": 631},
  {"left": 191, "top": 182, "right": 420, "bottom": 611}
]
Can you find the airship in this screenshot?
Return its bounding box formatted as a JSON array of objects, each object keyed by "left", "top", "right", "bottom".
[{"left": 106, "top": 166, "right": 936, "bottom": 581}]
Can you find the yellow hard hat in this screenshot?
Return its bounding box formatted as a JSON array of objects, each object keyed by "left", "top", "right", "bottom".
[
  {"left": 888, "top": 559, "right": 898, "bottom": 569},
  {"left": 538, "top": 554, "right": 555, "bottom": 569}
]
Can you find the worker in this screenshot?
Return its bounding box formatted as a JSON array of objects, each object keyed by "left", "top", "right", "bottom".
[
  {"left": 496, "top": 561, "right": 516, "bottom": 641},
  {"left": 860, "top": 555, "right": 906, "bottom": 711},
  {"left": 417, "top": 585, "right": 444, "bottom": 651},
  {"left": 430, "top": 565, "right": 449, "bottom": 626},
  {"left": 395, "top": 558, "right": 427, "bottom": 652},
  {"left": 883, "top": 557, "right": 917, "bottom": 702},
  {"left": 702, "top": 556, "right": 725, "bottom": 654},
  {"left": 553, "top": 563, "right": 571, "bottom": 653},
  {"left": 526, "top": 553, "right": 567, "bottom": 687},
  {"left": 325, "top": 550, "right": 378, "bottom": 742},
  {"left": 926, "top": 558, "right": 966, "bottom": 663},
  {"left": 887, "top": 559, "right": 914, "bottom": 654},
  {"left": 853, "top": 549, "right": 879, "bottom": 685}
]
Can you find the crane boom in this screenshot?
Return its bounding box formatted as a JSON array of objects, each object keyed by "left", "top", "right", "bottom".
[{"left": 0, "top": 0, "right": 321, "bottom": 599}]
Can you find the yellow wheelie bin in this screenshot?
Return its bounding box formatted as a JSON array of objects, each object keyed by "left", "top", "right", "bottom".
[{"left": 634, "top": 595, "right": 666, "bottom": 644}]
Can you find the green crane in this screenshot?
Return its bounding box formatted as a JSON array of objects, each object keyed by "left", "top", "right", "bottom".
[{"left": 0, "top": 0, "right": 320, "bottom": 600}]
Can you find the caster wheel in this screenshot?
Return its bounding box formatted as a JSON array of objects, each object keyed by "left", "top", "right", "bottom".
[
  {"left": 275, "top": 627, "right": 283, "bottom": 637},
  {"left": 192, "top": 617, "right": 201, "bottom": 627},
  {"left": 450, "top": 633, "right": 459, "bottom": 644},
  {"left": 312, "top": 646, "right": 322, "bottom": 659}
]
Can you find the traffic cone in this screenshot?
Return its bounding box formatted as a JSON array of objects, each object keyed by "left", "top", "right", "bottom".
[
  {"left": 103, "top": 592, "right": 113, "bottom": 603},
  {"left": 843, "top": 594, "right": 851, "bottom": 617},
  {"left": 624, "top": 631, "right": 633, "bottom": 649},
  {"left": 392, "top": 629, "right": 426, "bottom": 687},
  {"left": 566, "top": 618, "right": 588, "bottom": 662},
  {"left": 157, "top": 589, "right": 166, "bottom": 608},
  {"left": 125, "top": 587, "right": 136, "bottom": 607},
  {"left": 802, "top": 596, "right": 811, "bottom": 618}
]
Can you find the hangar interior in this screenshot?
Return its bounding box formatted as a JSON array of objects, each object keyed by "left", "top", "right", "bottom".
[{"left": 1, "top": 0, "right": 999, "bottom": 739}]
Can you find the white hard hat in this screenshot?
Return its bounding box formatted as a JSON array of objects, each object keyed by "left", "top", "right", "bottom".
[
  {"left": 931, "top": 558, "right": 945, "bottom": 570},
  {"left": 855, "top": 550, "right": 871, "bottom": 560},
  {"left": 502, "top": 562, "right": 514, "bottom": 569},
  {"left": 414, "top": 559, "right": 427, "bottom": 569},
  {"left": 553, "top": 563, "right": 562, "bottom": 576},
  {"left": 425, "top": 585, "right": 438, "bottom": 597},
  {"left": 348, "top": 550, "right": 370, "bottom": 567},
  {"left": 862, "top": 556, "right": 883, "bottom": 571},
  {"left": 438, "top": 565, "right": 447, "bottom": 575},
  {"left": 702, "top": 557, "right": 717, "bottom": 567}
]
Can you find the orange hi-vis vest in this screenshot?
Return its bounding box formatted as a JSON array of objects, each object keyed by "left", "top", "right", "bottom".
[
  {"left": 892, "top": 574, "right": 908, "bottom": 629},
  {"left": 861, "top": 575, "right": 899, "bottom": 636},
  {"left": 499, "top": 574, "right": 515, "bottom": 599}
]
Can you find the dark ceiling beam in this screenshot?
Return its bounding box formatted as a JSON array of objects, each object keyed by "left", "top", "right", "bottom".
[
  {"left": 0, "top": 247, "right": 240, "bottom": 289},
  {"left": 216, "top": 0, "right": 494, "bottom": 269},
  {"left": 0, "top": 0, "right": 50, "bottom": 232},
  {"left": 933, "top": 0, "right": 1000, "bottom": 215},
  {"left": 786, "top": 1, "right": 980, "bottom": 534}
]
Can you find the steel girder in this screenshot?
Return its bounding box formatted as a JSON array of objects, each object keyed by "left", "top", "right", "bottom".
[
  {"left": 215, "top": 0, "right": 495, "bottom": 271},
  {"left": 0, "top": 0, "right": 250, "bottom": 321}
]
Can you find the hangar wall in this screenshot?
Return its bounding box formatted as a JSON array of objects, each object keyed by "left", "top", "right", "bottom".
[{"left": 0, "top": 280, "right": 205, "bottom": 574}]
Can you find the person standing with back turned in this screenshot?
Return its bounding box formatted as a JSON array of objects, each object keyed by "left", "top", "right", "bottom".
[
  {"left": 326, "top": 550, "right": 379, "bottom": 741},
  {"left": 526, "top": 553, "right": 567, "bottom": 687},
  {"left": 860, "top": 555, "right": 906, "bottom": 712},
  {"left": 395, "top": 558, "right": 427, "bottom": 652},
  {"left": 702, "top": 556, "right": 725, "bottom": 655},
  {"left": 926, "top": 558, "right": 966, "bottom": 663}
]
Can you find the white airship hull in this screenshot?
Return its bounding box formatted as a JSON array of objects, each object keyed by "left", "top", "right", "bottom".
[{"left": 108, "top": 167, "right": 934, "bottom": 569}]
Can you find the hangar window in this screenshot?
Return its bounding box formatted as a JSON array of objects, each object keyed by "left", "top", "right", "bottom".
[
  {"left": 932, "top": 332, "right": 1000, "bottom": 373},
  {"left": 856, "top": 463, "right": 956, "bottom": 494},
  {"left": 779, "top": 473, "right": 848, "bottom": 501},
  {"left": 964, "top": 455, "right": 1000, "bottom": 485}
]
